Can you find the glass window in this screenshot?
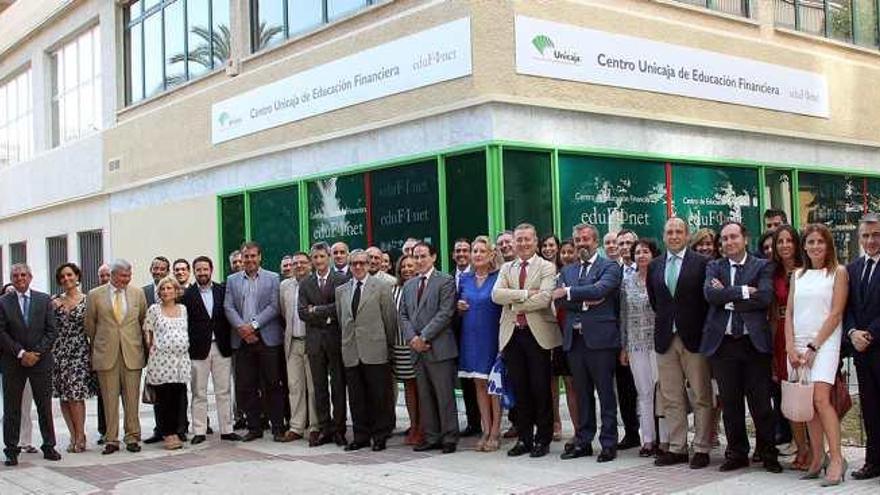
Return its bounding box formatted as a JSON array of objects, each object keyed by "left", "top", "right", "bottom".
[
  {"left": 445, "top": 152, "right": 489, "bottom": 256},
  {"left": 46, "top": 235, "right": 69, "bottom": 295},
  {"left": 854, "top": 0, "right": 879, "bottom": 47},
  {"left": 9, "top": 241, "right": 27, "bottom": 266},
  {"left": 559, "top": 155, "right": 667, "bottom": 242},
  {"left": 673, "top": 0, "right": 750, "bottom": 17},
  {"left": 828, "top": 0, "right": 854, "bottom": 42},
  {"left": 309, "top": 173, "right": 368, "bottom": 249},
  {"left": 371, "top": 161, "right": 440, "bottom": 259},
  {"left": 503, "top": 149, "right": 553, "bottom": 237},
  {"left": 778, "top": 0, "right": 879, "bottom": 48},
  {"left": 78, "top": 230, "right": 104, "bottom": 292},
  {"left": 249, "top": 185, "right": 300, "bottom": 273},
  {"left": 764, "top": 169, "right": 794, "bottom": 224},
  {"left": 0, "top": 69, "right": 33, "bottom": 166},
  {"left": 671, "top": 164, "right": 761, "bottom": 245},
  {"left": 52, "top": 25, "right": 102, "bottom": 147},
  {"left": 125, "top": 0, "right": 229, "bottom": 105},
  {"left": 798, "top": 172, "right": 867, "bottom": 262},
  {"left": 252, "top": 0, "right": 374, "bottom": 53},
  {"left": 220, "top": 194, "right": 246, "bottom": 278}
]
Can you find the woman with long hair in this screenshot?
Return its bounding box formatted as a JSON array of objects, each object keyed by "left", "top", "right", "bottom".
[{"left": 786, "top": 223, "right": 849, "bottom": 486}]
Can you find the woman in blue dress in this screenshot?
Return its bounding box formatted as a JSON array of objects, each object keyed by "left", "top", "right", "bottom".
[{"left": 457, "top": 235, "right": 502, "bottom": 452}]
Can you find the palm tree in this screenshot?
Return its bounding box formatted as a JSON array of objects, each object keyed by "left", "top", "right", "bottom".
[{"left": 166, "top": 22, "right": 283, "bottom": 87}]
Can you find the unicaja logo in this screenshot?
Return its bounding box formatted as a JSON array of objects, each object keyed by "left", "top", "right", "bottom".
[
  {"left": 531, "top": 33, "right": 581, "bottom": 65},
  {"left": 217, "top": 110, "right": 242, "bottom": 129},
  {"left": 218, "top": 111, "right": 231, "bottom": 126}
]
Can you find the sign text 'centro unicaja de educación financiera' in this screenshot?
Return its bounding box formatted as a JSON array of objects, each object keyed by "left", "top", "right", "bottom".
[
  {"left": 515, "top": 16, "right": 829, "bottom": 119},
  {"left": 211, "top": 18, "right": 472, "bottom": 144}
]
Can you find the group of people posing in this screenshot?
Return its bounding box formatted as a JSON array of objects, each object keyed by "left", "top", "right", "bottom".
[{"left": 1, "top": 210, "right": 879, "bottom": 490}]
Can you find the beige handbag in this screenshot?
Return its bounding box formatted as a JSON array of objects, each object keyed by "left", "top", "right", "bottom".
[{"left": 781, "top": 366, "right": 814, "bottom": 422}]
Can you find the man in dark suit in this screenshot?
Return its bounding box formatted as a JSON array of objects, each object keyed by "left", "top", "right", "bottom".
[
  {"left": 330, "top": 242, "right": 351, "bottom": 279},
  {"left": 701, "top": 221, "right": 782, "bottom": 473},
  {"left": 647, "top": 217, "right": 713, "bottom": 469},
  {"left": 400, "top": 242, "right": 459, "bottom": 454},
  {"left": 846, "top": 213, "right": 880, "bottom": 480},
  {"left": 0, "top": 263, "right": 61, "bottom": 466},
  {"left": 335, "top": 250, "right": 398, "bottom": 451},
  {"left": 298, "top": 242, "right": 348, "bottom": 447},
  {"left": 142, "top": 256, "right": 174, "bottom": 445},
  {"left": 553, "top": 223, "right": 622, "bottom": 463},
  {"left": 183, "top": 256, "right": 240, "bottom": 445},
  {"left": 224, "top": 241, "right": 289, "bottom": 442}
]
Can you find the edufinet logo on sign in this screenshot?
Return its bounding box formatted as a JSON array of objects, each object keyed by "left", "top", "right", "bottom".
[{"left": 531, "top": 33, "right": 581, "bottom": 65}]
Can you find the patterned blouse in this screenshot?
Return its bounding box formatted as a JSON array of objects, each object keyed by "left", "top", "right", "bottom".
[
  {"left": 620, "top": 273, "right": 655, "bottom": 353},
  {"left": 144, "top": 304, "right": 191, "bottom": 386}
]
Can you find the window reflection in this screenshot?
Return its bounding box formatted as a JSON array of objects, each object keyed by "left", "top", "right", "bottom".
[
  {"left": 253, "top": 0, "right": 375, "bottom": 53},
  {"left": 0, "top": 70, "right": 33, "bottom": 166},
  {"left": 289, "top": 0, "right": 323, "bottom": 36},
  {"left": 328, "top": 0, "right": 365, "bottom": 21},
  {"left": 164, "top": 0, "right": 186, "bottom": 87}
]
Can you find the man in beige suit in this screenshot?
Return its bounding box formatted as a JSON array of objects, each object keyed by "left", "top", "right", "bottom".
[
  {"left": 492, "top": 223, "right": 561, "bottom": 458},
  {"left": 84, "top": 259, "right": 148, "bottom": 455}
]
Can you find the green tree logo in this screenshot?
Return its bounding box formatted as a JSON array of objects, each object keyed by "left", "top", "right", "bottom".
[
  {"left": 532, "top": 35, "right": 554, "bottom": 55},
  {"left": 218, "top": 111, "right": 231, "bottom": 126}
]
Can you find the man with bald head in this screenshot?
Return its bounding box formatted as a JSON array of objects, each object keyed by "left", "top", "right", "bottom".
[
  {"left": 365, "top": 247, "right": 397, "bottom": 286},
  {"left": 646, "top": 217, "right": 713, "bottom": 469},
  {"left": 603, "top": 233, "right": 619, "bottom": 261}
]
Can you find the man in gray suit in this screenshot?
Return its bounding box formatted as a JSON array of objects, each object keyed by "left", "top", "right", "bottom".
[
  {"left": 223, "top": 241, "right": 290, "bottom": 442},
  {"left": 335, "top": 250, "right": 398, "bottom": 452},
  {"left": 400, "top": 242, "right": 459, "bottom": 454},
  {"left": 0, "top": 264, "right": 60, "bottom": 466}
]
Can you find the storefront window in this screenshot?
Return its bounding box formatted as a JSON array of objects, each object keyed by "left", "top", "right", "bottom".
[
  {"left": 798, "top": 172, "right": 866, "bottom": 262},
  {"left": 220, "top": 194, "right": 245, "bottom": 277},
  {"left": 558, "top": 155, "right": 667, "bottom": 241},
  {"left": 764, "top": 169, "right": 794, "bottom": 224},
  {"left": 308, "top": 173, "right": 368, "bottom": 249},
  {"left": 672, "top": 164, "right": 761, "bottom": 243},
  {"left": 249, "top": 185, "right": 300, "bottom": 273},
  {"left": 445, "top": 151, "right": 489, "bottom": 255},
  {"left": 371, "top": 161, "right": 440, "bottom": 259},
  {"left": 503, "top": 149, "right": 553, "bottom": 237}
]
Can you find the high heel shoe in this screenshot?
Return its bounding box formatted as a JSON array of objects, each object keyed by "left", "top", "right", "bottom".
[
  {"left": 484, "top": 435, "right": 500, "bottom": 452},
  {"left": 820, "top": 458, "right": 847, "bottom": 487},
  {"left": 475, "top": 434, "right": 489, "bottom": 452},
  {"left": 800, "top": 454, "right": 830, "bottom": 480}
]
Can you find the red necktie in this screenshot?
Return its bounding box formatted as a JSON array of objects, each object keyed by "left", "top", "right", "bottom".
[
  {"left": 516, "top": 261, "right": 529, "bottom": 327},
  {"left": 417, "top": 276, "right": 427, "bottom": 304}
]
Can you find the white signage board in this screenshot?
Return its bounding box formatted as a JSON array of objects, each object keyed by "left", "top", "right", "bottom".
[
  {"left": 515, "top": 16, "right": 829, "bottom": 118},
  {"left": 212, "top": 18, "right": 473, "bottom": 144}
]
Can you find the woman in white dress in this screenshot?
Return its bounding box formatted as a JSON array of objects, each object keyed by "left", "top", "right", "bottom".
[
  {"left": 785, "top": 223, "right": 849, "bottom": 486},
  {"left": 144, "top": 275, "right": 191, "bottom": 450}
]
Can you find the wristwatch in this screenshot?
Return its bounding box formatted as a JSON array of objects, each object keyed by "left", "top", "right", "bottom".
[
  {"left": 806, "top": 342, "right": 819, "bottom": 352},
  {"left": 251, "top": 319, "right": 260, "bottom": 330}
]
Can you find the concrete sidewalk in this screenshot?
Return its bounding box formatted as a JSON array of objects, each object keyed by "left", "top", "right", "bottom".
[{"left": 0, "top": 396, "right": 875, "bottom": 494}]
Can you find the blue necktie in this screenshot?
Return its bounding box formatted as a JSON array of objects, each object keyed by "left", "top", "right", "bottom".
[{"left": 22, "top": 294, "right": 30, "bottom": 327}]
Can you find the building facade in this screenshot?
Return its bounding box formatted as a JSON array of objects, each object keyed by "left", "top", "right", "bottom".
[{"left": 1, "top": 0, "right": 879, "bottom": 290}]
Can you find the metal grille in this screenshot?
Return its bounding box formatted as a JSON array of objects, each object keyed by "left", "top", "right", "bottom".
[
  {"left": 78, "top": 230, "right": 103, "bottom": 292},
  {"left": 46, "top": 235, "right": 69, "bottom": 295},
  {"left": 9, "top": 242, "right": 26, "bottom": 267}
]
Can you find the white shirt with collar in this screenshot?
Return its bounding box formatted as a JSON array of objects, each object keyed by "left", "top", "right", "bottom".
[
  {"left": 198, "top": 283, "right": 214, "bottom": 316},
  {"left": 455, "top": 265, "right": 471, "bottom": 290},
  {"left": 316, "top": 268, "right": 331, "bottom": 289},
  {"left": 724, "top": 252, "right": 751, "bottom": 335},
  {"left": 511, "top": 254, "right": 540, "bottom": 302}
]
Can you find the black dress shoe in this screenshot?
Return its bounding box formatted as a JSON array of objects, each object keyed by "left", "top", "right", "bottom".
[
  {"left": 206, "top": 426, "right": 214, "bottom": 435},
  {"left": 719, "top": 456, "right": 749, "bottom": 472},
  {"left": 597, "top": 448, "right": 617, "bottom": 463},
  {"left": 690, "top": 453, "right": 710, "bottom": 469},
  {"left": 308, "top": 431, "right": 322, "bottom": 447},
  {"left": 413, "top": 442, "right": 441, "bottom": 452},
  {"left": 344, "top": 441, "right": 369, "bottom": 451},
  {"left": 101, "top": 444, "right": 119, "bottom": 455},
  {"left": 655, "top": 451, "right": 689, "bottom": 466},
  {"left": 191, "top": 435, "right": 207, "bottom": 445},
  {"left": 144, "top": 434, "right": 162, "bottom": 445},
  {"left": 560, "top": 445, "right": 592, "bottom": 459},
  {"left": 507, "top": 442, "right": 531, "bottom": 457},
  {"left": 461, "top": 425, "right": 481, "bottom": 438},
  {"left": 333, "top": 432, "right": 348, "bottom": 447},
  {"left": 372, "top": 439, "right": 387, "bottom": 451},
  {"left": 272, "top": 432, "right": 295, "bottom": 443},
  {"left": 530, "top": 443, "right": 549, "bottom": 458},
  {"left": 233, "top": 418, "right": 247, "bottom": 430},
  {"left": 4, "top": 453, "right": 18, "bottom": 466},
  {"left": 178, "top": 433, "right": 188, "bottom": 442},
  {"left": 616, "top": 435, "right": 640, "bottom": 450},
  {"left": 763, "top": 457, "right": 783, "bottom": 474},
  {"left": 852, "top": 464, "right": 880, "bottom": 480},
  {"left": 42, "top": 448, "right": 62, "bottom": 461},
  {"left": 125, "top": 443, "right": 141, "bottom": 453},
  {"left": 441, "top": 443, "right": 457, "bottom": 454},
  {"left": 751, "top": 451, "right": 763, "bottom": 463},
  {"left": 241, "top": 431, "right": 263, "bottom": 442},
  {"left": 220, "top": 433, "right": 242, "bottom": 441},
  {"left": 97, "top": 436, "right": 106, "bottom": 446}
]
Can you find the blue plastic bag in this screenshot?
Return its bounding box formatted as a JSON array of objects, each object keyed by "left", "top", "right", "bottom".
[{"left": 488, "top": 354, "right": 515, "bottom": 410}]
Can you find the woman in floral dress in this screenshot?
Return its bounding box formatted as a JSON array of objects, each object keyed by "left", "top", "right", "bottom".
[{"left": 52, "top": 263, "right": 98, "bottom": 453}]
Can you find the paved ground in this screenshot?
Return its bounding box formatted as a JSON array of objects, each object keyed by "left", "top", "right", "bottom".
[{"left": 0, "top": 394, "right": 876, "bottom": 494}]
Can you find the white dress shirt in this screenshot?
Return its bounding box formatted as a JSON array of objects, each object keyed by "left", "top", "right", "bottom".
[{"left": 725, "top": 253, "right": 751, "bottom": 335}]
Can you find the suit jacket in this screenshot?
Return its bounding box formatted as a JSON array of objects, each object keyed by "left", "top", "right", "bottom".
[
  {"left": 335, "top": 276, "right": 398, "bottom": 367},
  {"left": 491, "top": 255, "right": 561, "bottom": 351},
  {"left": 142, "top": 283, "right": 157, "bottom": 306},
  {"left": 297, "top": 270, "right": 347, "bottom": 355},
  {"left": 844, "top": 256, "right": 880, "bottom": 354},
  {"left": 700, "top": 254, "right": 774, "bottom": 357},
  {"left": 399, "top": 269, "right": 458, "bottom": 362},
  {"left": 84, "top": 284, "right": 148, "bottom": 371},
  {"left": 223, "top": 268, "right": 283, "bottom": 349},
  {"left": 558, "top": 256, "right": 621, "bottom": 351},
  {"left": 646, "top": 249, "right": 710, "bottom": 354},
  {"left": 0, "top": 291, "right": 57, "bottom": 371},
  {"left": 182, "top": 282, "right": 232, "bottom": 360}
]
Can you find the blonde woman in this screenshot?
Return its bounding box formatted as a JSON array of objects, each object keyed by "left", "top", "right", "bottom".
[
  {"left": 456, "top": 236, "right": 503, "bottom": 451},
  {"left": 144, "top": 276, "right": 191, "bottom": 450}
]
